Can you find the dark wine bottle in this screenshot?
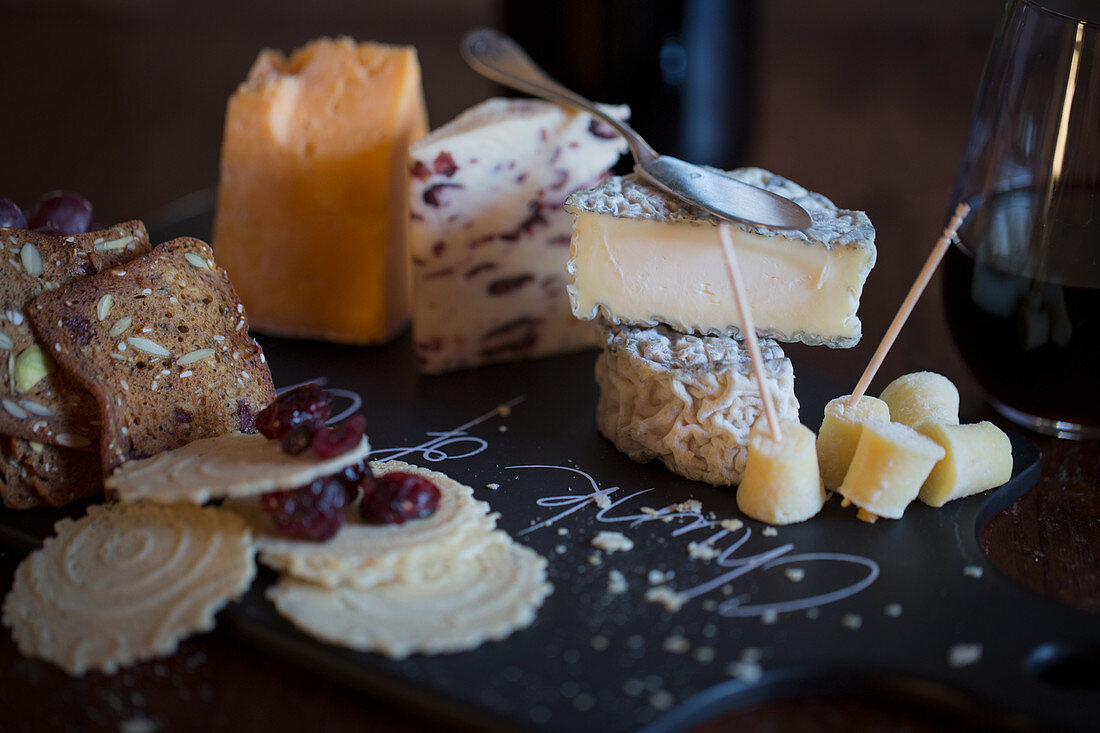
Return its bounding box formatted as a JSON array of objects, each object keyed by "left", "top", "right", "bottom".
[{"left": 500, "top": 0, "right": 757, "bottom": 171}]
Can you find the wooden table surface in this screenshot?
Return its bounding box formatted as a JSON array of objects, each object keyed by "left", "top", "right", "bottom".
[{"left": 1, "top": 1, "right": 1096, "bottom": 731}]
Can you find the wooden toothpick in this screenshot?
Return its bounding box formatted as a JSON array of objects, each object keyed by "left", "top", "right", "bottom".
[
  {"left": 847, "top": 202, "right": 971, "bottom": 408},
  {"left": 718, "top": 224, "right": 782, "bottom": 442}
]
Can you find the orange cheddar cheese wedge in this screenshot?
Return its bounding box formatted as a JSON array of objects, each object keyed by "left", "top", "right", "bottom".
[{"left": 213, "top": 37, "right": 428, "bottom": 344}]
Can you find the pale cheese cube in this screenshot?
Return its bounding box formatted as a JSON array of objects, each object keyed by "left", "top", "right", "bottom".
[
  {"left": 737, "top": 419, "right": 826, "bottom": 525},
  {"left": 917, "top": 421, "right": 1013, "bottom": 507},
  {"left": 816, "top": 395, "right": 890, "bottom": 490},
  {"left": 880, "top": 372, "right": 960, "bottom": 428},
  {"left": 838, "top": 420, "right": 945, "bottom": 520}
]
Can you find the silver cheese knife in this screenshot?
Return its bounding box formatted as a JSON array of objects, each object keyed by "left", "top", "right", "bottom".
[{"left": 461, "top": 28, "right": 813, "bottom": 231}]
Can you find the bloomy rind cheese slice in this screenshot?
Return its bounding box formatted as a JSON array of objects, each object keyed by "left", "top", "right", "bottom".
[
  {"left": 226, "top": 460, "right": 497, "bottom": 588},
  {"left": 917, "top": 421, "right": 1013, "bottom": 507},
  {"left": 595, "top": 323, "right": 799, "bottom": 486},
  {"left": 880, "top": 372, "right": 960, "bottom": 428},
  {"left": 1, "top": 502, "right": 255, "bottom": 676},
  {"left": 105, "top": 432, "right": 371, "bottom": 504},
  {"left": 566, "top": 168, "right": 876, "bottom": 347},
  {"left": 737, "top": 419, "right": 826, "bottom": 525},
  {"left": 266, "top": 539, "right": 551, "bottom": 659}
]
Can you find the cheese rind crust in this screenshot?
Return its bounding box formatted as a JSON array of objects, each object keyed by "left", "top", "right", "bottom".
[
  {"left": 595, "top": 324, "right": 799, "bottom": 485},
  {"left": 566, "top": 168, "right": 876, "bottom": 348}
]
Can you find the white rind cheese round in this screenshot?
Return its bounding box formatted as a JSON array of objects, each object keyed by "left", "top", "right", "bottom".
[{"left": 594, "top": 324, "right": 799, "bottom": 485}]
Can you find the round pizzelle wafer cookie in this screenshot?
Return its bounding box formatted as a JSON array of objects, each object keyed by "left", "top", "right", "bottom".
[
  {"left": 266, "top": 538, "right": 552, "bottom": 659},
  {"left": 1, "top": 501, "right": 255, "bottom": 676},
  {"left": 225, "top": 460, "right": 498, "bottom": 589},
  {"left": 105, "top": 433, "right": 370, "bottom": 504}
]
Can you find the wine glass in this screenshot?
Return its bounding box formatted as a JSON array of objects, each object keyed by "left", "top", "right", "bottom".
[{"left": 943, "top": 0, "right": 1100, "bottom": 439}]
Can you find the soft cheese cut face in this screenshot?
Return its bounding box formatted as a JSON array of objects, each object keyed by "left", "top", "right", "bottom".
[{"left": 566, "top": 170, "right": 877, "bottom": 348}]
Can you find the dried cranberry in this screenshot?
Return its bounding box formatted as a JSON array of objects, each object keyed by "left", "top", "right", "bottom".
[
  {"left": 589, "top": 119, "right": 618, "bottom": 139},
  {"left": 433, "top": 151, "right": 458, "bottom": 177},
  {"left": 336, "top": 459, "right": 373, "bottom": 504},
  {"left": 487, "top": 273, "right": 534, "bottom": 295},
  {"left": 313, "top": 414, "right": 366, "bottom": 458},
  {"left": 261, "top": 476, "right": 348, "bottom": 541},
  {"left": 422, "top": 182, "right": 463, "bottom": 207},
  {"left": 174, "top": 407, "right": 193, "bottom": 423},
  {"left": 360, "top": 472, "right": 440, "bottom": 525},
  {"left": 62, "top": 316, "right": 94, "bottom": 346},
  {"left": 256, "top": 383, "right": 332, "bottom": 439},
  {"left": 280, "top": 423, "right": 313, "bottom": 455},
  {"left": 236, "top": 400, "right": 256, "bottom": 434}
]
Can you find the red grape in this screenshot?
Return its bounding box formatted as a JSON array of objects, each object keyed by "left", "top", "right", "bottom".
[
  {"left": 0, "top": 198, "right": 26, "bottom": 228},
  {"left": 27, "top": 191, "right": 92, "bottom": 235}
]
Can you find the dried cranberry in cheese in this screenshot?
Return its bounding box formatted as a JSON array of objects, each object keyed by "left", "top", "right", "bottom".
[{"left": 407, "top": 98, "right": 628, "bottom": 374}]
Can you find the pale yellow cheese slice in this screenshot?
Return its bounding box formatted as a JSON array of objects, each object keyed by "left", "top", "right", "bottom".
[
  {"left": 917, "top": 421, "right": 1013, "bottom": 507},
  {"left": 737, "top": 419, "right": 826, "bottom": 525}
]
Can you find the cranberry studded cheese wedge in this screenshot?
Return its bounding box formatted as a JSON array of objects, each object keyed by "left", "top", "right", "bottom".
[
  {"left": 407, "top": 98, "right": 628, "bottom": 373},
  {"left": 214, "top": 37, "right": 428, "bottom": 344}
]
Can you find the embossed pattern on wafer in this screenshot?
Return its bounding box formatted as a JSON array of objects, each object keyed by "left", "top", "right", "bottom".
[{"left": 1, "top": 501, "right": 255, "bottom": 676}]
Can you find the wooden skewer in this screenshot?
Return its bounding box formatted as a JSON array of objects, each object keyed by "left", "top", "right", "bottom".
[
  {"left": 847, "top": 202, "right": 971, "bottom": 409},
  {"left": 718, "top": 224, "right": 782, "bottom": 442}
]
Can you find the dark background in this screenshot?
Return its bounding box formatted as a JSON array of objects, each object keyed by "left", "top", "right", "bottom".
[{"left": 1, "top": 1, "right": 1097, "bottom": 731}]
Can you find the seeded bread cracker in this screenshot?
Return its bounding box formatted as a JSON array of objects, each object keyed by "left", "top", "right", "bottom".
[
  {"left": 3, "top": 436, "right": 101, "bottom": 507},
  {"left": 0, "top": 221, "right": 151, "bottom": 448},
  {"left": 28, "top": 237, "right": 276, "bottom": 474},
  {"left": 2, "top": 501, "right": 256, "bottom": 675},
  {"left": 106, "top": 432, "right": 370, "bottom": 504}
]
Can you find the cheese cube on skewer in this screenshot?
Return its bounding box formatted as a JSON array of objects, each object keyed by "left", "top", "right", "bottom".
[
  {"left": 838, "top": 420, "right": 945, "bottom": 521},
  {"left": 737, "top": 419, "right": 826, "bottom": 525},
  {"left": 879, "top": 371, "right": 960, "bottom": 428},
  {"left": 917, "top": 421, "right": 1013, "bottom": 507},
  {"left": 816, "top": 396, "right": 890, "bottom": 490}
]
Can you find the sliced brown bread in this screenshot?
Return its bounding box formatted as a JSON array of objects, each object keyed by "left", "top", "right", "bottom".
[
  {"left": 0, "top": 221, "right": 151, "bottom": 448},
  {"left": 28, "top": 237, "right": 276, "bottom": 474},
  {"left": 4, "top": 437, "right": 101, "bottom": 507}
]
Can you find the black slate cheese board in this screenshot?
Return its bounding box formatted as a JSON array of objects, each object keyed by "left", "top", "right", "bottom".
[
  {"left": 3, "top": 333, "right": 1098, "bottom": 732},
  {"left": 1, "top": 207, "right": 1097, "bottom": 732}
]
